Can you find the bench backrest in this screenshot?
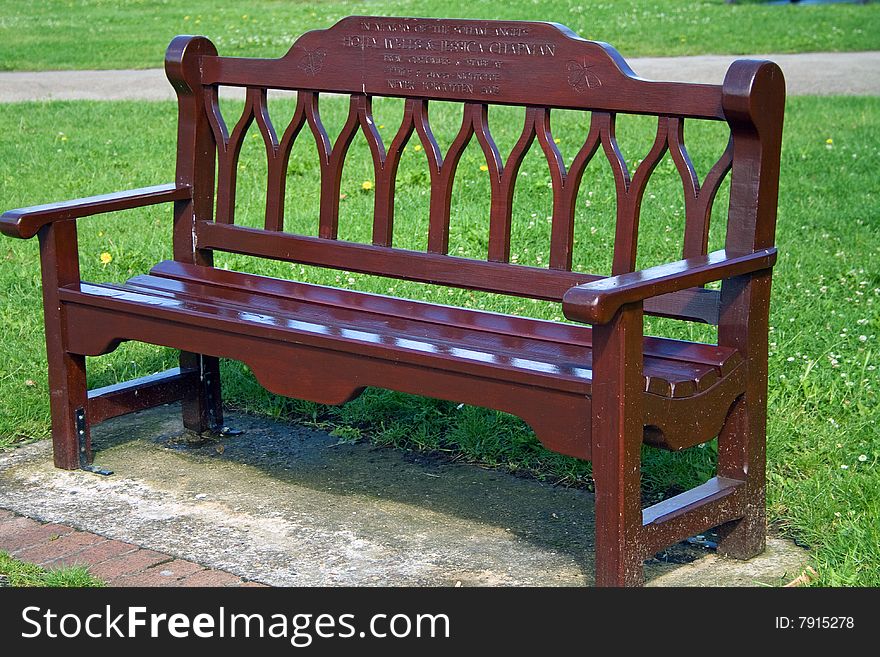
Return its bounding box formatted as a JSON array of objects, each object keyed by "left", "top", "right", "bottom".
[{"left": 165, "top": 16, "right": 785, "bottom": 325}]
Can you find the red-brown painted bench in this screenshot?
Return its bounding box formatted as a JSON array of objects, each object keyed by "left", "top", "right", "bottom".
[{"left": 0, "top": 17, "right": 785, "bottom": 586}]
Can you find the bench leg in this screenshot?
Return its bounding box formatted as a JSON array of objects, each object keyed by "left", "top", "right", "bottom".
[
  {"left": 715, "top": 273, "right": 771, "bottom": 560},
  {"left": 179, "top": 352, "right": 223, "bottom": 434},
  {"left": 45, "top": 350, "right": 89, "bottom": 470},
  {"left": 592, "top": 428, "right": 644, "bottom": 586},
  {"left": 38, "top": 221, "right": 89, "bottom": 470},
  {"left": 591, "top": 304, "right": 645, "bottom": 587},
  {"left": 715, "top": 395, "right": 766, "bottom": 559}
]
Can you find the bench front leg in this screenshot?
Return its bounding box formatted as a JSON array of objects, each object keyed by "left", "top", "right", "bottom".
[
  {"left": 38, "top": 222, "right": 88, "bottom": 469},
  {"left": 715, "top": 272, "right": 771, "bottom": 559},
  {"left": 590, "top": 302, "right": 645, "bottom": 586}
]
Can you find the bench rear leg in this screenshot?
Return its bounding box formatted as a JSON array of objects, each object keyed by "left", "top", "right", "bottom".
[
  {"left": 591, "top": 304, "right": 645, "bottom": 586},
  {"left": 180, "top": 352, "right": 223, "bottom": 434}
]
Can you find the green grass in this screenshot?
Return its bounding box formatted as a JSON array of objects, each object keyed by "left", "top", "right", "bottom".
[
  {"left": 0, "top": 95, "right": 877, "bottom": 586},
  {"left": 0, "top": 550, "right": 105, "bottom": 586},
  {"left": 0, "top": 0, "right": 878, "bottom": 71}
]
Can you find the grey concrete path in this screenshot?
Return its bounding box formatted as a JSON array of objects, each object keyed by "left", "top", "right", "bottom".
[
  {"left": 0, "top": 51, "right": 877, "bottom": 102},
  {"left": 0, "top": 405, "right": 810, "bottom": 587}
]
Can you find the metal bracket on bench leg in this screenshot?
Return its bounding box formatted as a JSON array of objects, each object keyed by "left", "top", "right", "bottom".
[
  {"left": 202, "top": 370, "right": 243, "bottom": 438},
  {"left": 75, "top": 408, "right": 113, "bottom": 476},
  {"left": 203, "top": 370, "right": 221, "bottom": 434}
]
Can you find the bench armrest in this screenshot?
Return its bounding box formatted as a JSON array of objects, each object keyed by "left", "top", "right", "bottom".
[
  {"left": 0, "top": 183, "right": 192, "bottom": 239},
  {"left": 562, "top": 248, "right": 777, "bottom": 325}
]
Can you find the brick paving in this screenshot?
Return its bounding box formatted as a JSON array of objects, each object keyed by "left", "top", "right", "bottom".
[{"left": 0, "top": 509, "right": 267, "bottom": 587}]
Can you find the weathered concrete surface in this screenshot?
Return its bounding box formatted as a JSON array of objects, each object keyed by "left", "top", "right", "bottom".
[
  {"left": 0, "top": 405, "right": 809, "bottom": 586},
  {"left": 0, "top": 51, "right": 876, "bottom": 103}
]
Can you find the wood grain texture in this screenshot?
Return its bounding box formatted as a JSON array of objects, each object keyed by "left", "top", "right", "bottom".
[
  {"left": 196, "top": 221, "right": 723, "bottom": 323},
  {"left": 38, "top": 221, "right": 86, "bottom": 469}
]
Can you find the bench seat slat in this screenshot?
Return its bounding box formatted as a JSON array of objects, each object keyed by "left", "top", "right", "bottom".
[
  {"left": 62, "top": 281, "right": 596, "bottom": 394},
  {"left": 125, "top": 274, "right": 717, "bottom": 396},
  {"left": 60, "top": 279, "right": 721, "bottom": 399},
  {"left": 149, "top": 260, "right": 739, "bottom": 373},
  {"left": 60, "top": 265, "right": 741, "bottom": 400},
  {"left": 195, "top": 222, "right": 722, "bottom": 324}
]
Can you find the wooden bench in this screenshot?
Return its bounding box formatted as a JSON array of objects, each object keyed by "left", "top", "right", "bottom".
[{"left": 0, "top": 16, "right": 785, "bottom": 586}]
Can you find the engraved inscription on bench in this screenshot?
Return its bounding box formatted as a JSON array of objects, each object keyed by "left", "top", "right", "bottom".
[{"left": 341, "top": 18, "right": 559, "bottom": 98}]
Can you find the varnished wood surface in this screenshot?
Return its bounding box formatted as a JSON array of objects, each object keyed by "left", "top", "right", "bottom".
[
  {"left": 0, "top": 16, "right": 786, "bottom": 586},
  {"left": 196, "top": 222, "right": 724, "bottom": 324},
  {"left": 65, "top": 264, "right": 743, "bottom": 398},
  {"left": 562, "top": 248, "right": 777, "bottom": 325},
  {"left": 0, "top": 184, "right": 190, "bottom": 239},
  {"left": 202, "top": 17, "right": 728, "bottom": 119},
  {"left": 152, "top": 260, "right": 738, "bottom": 372},
  {"left": 87, "top": 367, "right": 197, "bottom": 424}
]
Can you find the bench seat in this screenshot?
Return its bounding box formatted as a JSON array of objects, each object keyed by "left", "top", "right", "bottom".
[{"left": 58, "top": 260, "right": 746, "bottom": 456}]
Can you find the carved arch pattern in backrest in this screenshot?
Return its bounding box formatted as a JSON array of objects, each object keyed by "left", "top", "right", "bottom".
[
  {"left": 168, "top": 17, "right": 783, "bottom": 324},
  {"left": 202, "top": 86, "right": 732, "bottom": 269}
]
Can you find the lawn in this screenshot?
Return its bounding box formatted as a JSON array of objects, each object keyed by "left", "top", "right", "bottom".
[
  {"left": 0, "top": 0, "right": 879, "bottom": 71},
  {"left": 0, "top": 550, "right": 104, "bottom": 586},
  {"left": 0, "top": 92, "right": 877, "bottom": 586}
]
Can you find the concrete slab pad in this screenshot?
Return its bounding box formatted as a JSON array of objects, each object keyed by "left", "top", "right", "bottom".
[{"left": 0, "top": 405, "right": 810, "bottom": 586}]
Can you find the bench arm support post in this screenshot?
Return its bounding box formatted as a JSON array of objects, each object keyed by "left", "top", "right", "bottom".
[
  {"left": 590, "top": 301, "right": 645, "bottom": 586},
  {"left": 36, "top": 220, "right": 89, "bottom": 468},
  {"left": 1, "top": 183, "right": 194, "bottom": 468}
]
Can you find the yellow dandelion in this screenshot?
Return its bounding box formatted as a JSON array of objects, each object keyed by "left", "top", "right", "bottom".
[
  {"left": 183, "top": 15, "right": 190, "bottom": 21},
  {"left": 826, "top": 138, "right": 833, "bottom": 145},
  {"left": 553, "top": 138, "right": 561, "bottom": 144},
  {"left": 242, "top": 14, "right": 248, "bottom": 20},
  {"left": 361, "top": 181, "right": 373, "bottom": 190},
  {"left": 414, "top": 144, "right": 423, "bottom": 152},
  {"left": 100, "top": 252, "right": 112, "bottom": 265},
  {"left": 479, "top": 165, "right": 489, "bottom": 172},
  {"left": 379, "top": 124, "right": 385, "bottom": 129}
]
